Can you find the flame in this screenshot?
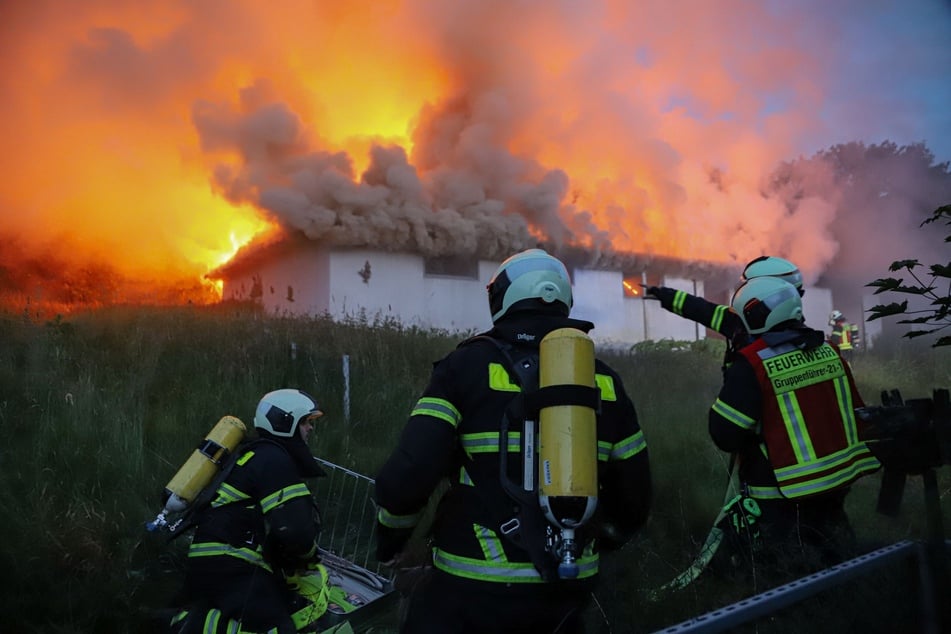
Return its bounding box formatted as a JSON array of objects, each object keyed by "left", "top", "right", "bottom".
[
  {"left": 0, "top": 1, "right": 882, "bottom": 310},
  {"left": 623, "top": 279, "right": 641, "bottom": 298}
]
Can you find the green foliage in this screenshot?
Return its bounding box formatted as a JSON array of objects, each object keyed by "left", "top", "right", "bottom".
[
  {"left": 0, "top": 306, "right": 948, "bottom": 632},
  {"left": 867, "top": 204, "right": 951, "bottom": 347}
]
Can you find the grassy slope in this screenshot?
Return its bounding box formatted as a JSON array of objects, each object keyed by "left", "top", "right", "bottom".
[{"left": 0, "top": 304, "right": 947, "bottom": 632}]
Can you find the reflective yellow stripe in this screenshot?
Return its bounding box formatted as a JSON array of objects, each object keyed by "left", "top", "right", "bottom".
[
  {"left": 610, "top": 430, "right": 647, "bottom": 460},
  {"left": 777, "top": 455, "right": 881, "bottom": 497},
  {"left": 747, "top": 484, "right": 784, "bottom": 500},
  {"left": 377, "top": 507, "right": 421, "bottom": 529},
  {"left": 474, "top": 523, "right": 507, "bottom": 563},
  {"left": 776, "top": 390, "right": 815, "bottom": 464},
  {"left": 433, "top": 547, "right": 598, "bottom": 583},
  {"left": 712, "top": 398, "right": 757, "bottom": 430},
  {"left": 260, "top": 482, "right": 311, "bottom": 514},
  {"left": 672, "top": 290, "right": 687, "bottom": 315},
  {"left": 412, "top": 397, "right": 462, "bottom": 428},
  {"left": 490, "top": 363, "right": 616, "bottom": 404},
  {"left": 211, "top": 482, "right": 250, "bottom": 508},
  {"left": 188, "top": 541, "right": 272, "bottom": 571},
  {"left": 489, "top": 363, "right": 521, "bottom": 392},
  {"left": 711, "top": 304, "right": 728, "bottom": 332},
  {"left": 461, "top": 431, "right": 522, "bottom": 454},
  {"left": 595, "top": 374, "right": 617, "bottom": 402}
]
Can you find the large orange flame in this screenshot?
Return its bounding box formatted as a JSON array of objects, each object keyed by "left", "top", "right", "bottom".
[{"left": 0, "top": 0, "right": 891, "bottom": 310}]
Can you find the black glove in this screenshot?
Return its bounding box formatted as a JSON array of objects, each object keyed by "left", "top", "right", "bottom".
[
  {"left": 375, "top": 523, "right": 413, "bottom": 565},
  {"left": 646, "top": 286, "right": 676, "bottom": 310}
]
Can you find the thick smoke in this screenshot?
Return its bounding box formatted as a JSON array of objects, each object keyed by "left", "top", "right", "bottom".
[{"left": 0, "top": 0, "right": 949, "bottom": 307}]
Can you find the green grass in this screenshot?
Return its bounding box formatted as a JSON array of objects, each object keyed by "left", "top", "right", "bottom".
[{"left": 1, "top": 304, "right": 948, "bottom": 633}]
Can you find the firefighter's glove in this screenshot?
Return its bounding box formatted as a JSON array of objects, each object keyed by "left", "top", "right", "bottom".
[
  {"left": 375, "top": 524, "right": 412, "bottom": 566},
  {"left": 646, "top": 286, "right": 676, "bottom": 310}
]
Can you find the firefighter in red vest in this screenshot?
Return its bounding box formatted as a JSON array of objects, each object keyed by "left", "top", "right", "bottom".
[
  {"left": 708, "top": 277, "right": 880, "bottom": 581},
  {"left": 828, "top": 310, "right": 861, "bottom": 363}
]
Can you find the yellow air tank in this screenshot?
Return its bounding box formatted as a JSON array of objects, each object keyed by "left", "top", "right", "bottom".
[
  {"left": 537, "top": 327, "right": 598, "bottom": 578},
  {"left": 162, "top": 415, "right": 246, "bottom": 513}
]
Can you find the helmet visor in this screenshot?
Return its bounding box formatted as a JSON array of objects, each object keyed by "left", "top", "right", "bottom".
[{"left": 302, "top": 410, "right": 324, "bottom": 424}]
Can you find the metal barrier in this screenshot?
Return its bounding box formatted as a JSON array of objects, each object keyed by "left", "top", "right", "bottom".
[
  {"left": 655, "top": 539, "right": 951, "bottom": 634},
  {"left": 313, "top": 457, "right": 390, "bottom": 578}
]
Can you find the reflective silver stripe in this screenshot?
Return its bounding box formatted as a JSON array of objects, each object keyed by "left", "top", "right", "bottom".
[
  {"left": 377, "top": 507, "right": 421, "bottom": 529},
  {"left": 776, "top": 455, "right": 882, "bottom": 498},
  {"left": 188, "top": 541, "right": 271, "bottom": 570},
  {"left": 260, "top": 482, "right": 311, "bottom": 514},
  {"left": 203, "top": 609, "right": 221, "bottom": 634},
  {"left": 711, "top": 398, "right": 757, "bottom": 430},
  {"left": 778, "top": 391, "right": 814, "bottom": 463},
  {"left": 433, "top": 548, "right": 599, "bottom": 583},
  {"left": 460, "top": 432, "right": 521, "bottom": 453},
  {"left": 834, "top": 375, "right": 859, "bottom": 445},
  {"left": 413, "top": 397, "right": 462, "bottom": 428},
  {"left": 459, "top": 466, "right": 474, "bottom": 486},
  {"left": 598, "top": 440, "right": 611, "bottom": 462},
  {"left": 746, "top": 485, "right": 784, "bottom": 499},
  {"left": 610, "top": 430, "right": 647, "bottom": 460},
  {"left": 211, "top": 482, "right": 250, "bottom": 508},
  {"left": 774, "top": 443, "right": 874, "bottom": 480},
  {"left": 474, "top": 524, "right": 507, "bottom": 562}
]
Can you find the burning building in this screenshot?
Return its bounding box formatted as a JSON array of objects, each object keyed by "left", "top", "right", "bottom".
[{"left": 210, "top": 236, "right": 834, "bottom": 348}]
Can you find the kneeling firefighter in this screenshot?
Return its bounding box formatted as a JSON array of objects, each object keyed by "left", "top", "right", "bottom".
[
  {"left": 374, "top": 248, "right": 653, "bottom": 633},
  {"left": 171, "top": 389, "right": 328, "bottom": 634}
]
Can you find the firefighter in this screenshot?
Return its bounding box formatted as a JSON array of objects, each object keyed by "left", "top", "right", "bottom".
[
  {"left": 173, "top": 389, "right": 326, "bottom": 634},
  {"left": 709, "top": 277, "right": 880, "bottom": 583},
  {"left": 828, "top": 309, "right": 861, "bottom": 362},
  {"left": 645, "top": 256, "right": 804, "bottom": 374},
  {"left": 374, "top": 248, "right": 652, "bottom": 634}
]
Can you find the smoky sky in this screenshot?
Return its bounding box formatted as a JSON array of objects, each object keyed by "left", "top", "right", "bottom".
[{"left": 0, "top": 0, "right": 948, "bottom": 308}]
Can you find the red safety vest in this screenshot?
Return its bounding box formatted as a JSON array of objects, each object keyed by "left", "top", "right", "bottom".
[{"left": 739, "top": 338, "right": 880, "bottom": 499}]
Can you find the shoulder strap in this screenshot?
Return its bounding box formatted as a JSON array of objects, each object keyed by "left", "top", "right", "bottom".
[
  {"left": 462, "top": 335, "right": 560, "bottom": 580},
  {"left": 167, "top": 439, "right": 262, "bottom": 542}
]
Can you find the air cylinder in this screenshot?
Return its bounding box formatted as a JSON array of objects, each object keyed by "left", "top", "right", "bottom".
[{"left": 538, "top": 328, "right": 598, "bottom": 577}]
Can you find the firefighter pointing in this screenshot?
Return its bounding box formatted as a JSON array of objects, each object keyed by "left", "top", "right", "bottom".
[
  {"left": 374, "top": 248, "right": 652, "bottom": 633},
  {"left": 708, "top": 278, "right": 880, "bottom": 582},
  {"left": 646, "top": 256, "right": 805, "bottom": 374}
]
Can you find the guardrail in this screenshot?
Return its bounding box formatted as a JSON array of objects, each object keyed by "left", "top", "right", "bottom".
[{"left": 314, "top": 457, "right": 390, "bottom": 578}]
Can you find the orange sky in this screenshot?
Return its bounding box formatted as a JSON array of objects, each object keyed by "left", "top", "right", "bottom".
[{"left": 2, "top": 0, "right": 943, "bottom": 305}]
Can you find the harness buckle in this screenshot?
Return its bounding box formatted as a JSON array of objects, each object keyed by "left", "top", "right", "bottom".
[{"left": 500, "top": 518, "right": 521, "bottom": 536}]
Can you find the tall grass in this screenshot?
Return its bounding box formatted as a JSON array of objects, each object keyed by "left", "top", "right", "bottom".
[{"left": 0, "top": 304, "right": 947, "bottom": 633}]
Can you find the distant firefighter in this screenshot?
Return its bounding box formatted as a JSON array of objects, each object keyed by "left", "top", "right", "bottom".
[{"left": 828, "top": 310, "right": 860, "bottom": 362}]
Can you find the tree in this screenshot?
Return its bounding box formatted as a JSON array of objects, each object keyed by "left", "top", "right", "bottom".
[{"left": 866, "top": 204, "right": 951, "bottom": 347}]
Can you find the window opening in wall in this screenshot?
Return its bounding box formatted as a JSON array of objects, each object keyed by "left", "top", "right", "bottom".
[
  {"left": 622, "top": 271, "right": 663, "bottom": 298},
  {"left": 424, "top": 255, "right": 479, "bottom": 279}
]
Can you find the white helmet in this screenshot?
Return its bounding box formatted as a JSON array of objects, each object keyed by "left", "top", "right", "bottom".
[
  {"left": 830, "top": 310, "right": 843, "bottom": 322},
  {"left": 731, "top": 277, "right": 804, "bottom": 335},
  {"left": 254, "top": 389, "right": 323, "bottom": 438},
  {"left": 486, "top": 248, "right": 573, "bottom": 323},
  {"left": 742, "top": 256, "right": 804, "bottom": 295}
]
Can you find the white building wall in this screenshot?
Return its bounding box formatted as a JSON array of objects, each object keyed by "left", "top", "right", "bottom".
[
  {"left": 222, "top": 246, "right": 837, "bottom": 348},
  {"left": 801, "top": 286, "right": 833, "bottom": 338},
  {"left": 328, "top": 249, "right": 494, "bottom": 333},
  {"left": 222, "top": 247, "right": 330, "bottom": 316},
  {"left": 327, "top": 250, "right": 421, "bottom": 324},
  {"left": 570, "top": 269, "right": 634, "bottom": 346}
]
